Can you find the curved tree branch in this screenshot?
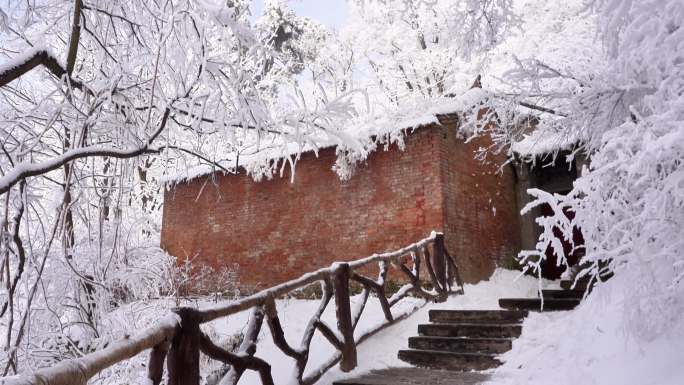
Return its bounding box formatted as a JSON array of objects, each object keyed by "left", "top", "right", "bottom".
[
  {"left": 0, "top": 108, "right": 171, "bottom": 195},
  {"left": 0, "top": 49, "right": 84, "bottom": 90}
]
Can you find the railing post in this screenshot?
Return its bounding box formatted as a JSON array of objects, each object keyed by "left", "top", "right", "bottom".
[
  {"left": 167, "top": 307, "right": 201, "bottom": 385},
  {"left": 148, "top": 340, "right": 170, "bottom": 385},
  {"left": 333, "top": 263, "right": 357, "bottom": 372},
  {"left": 433, "top": 234, "right": 447, "bottom": 292}
]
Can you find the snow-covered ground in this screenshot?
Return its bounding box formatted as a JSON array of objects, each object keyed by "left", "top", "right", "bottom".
[
  {"left": 489, "top": 273, "right": 684, "bottom": 385},
  {"left": 31, "top": 267, "right": 684, "bottom": 385}
]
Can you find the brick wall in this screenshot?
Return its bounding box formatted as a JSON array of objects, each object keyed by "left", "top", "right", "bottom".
[
  {"left": 160, "top": 121, "right": 521, "bottom": 290},
  {"left": 438, "top": 125, "right": 522, "bottom": 282},
  {"left": 161, "top": 127, "right": 444, "bottom": 291}
]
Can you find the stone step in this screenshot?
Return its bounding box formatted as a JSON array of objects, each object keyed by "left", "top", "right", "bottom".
[
  {"left": 408, "top": 336, "right": 513, "bottom": 354},
  {"left": 499, "top": 298, "right": 580, "bottom": 311},
  {"left": 398, "top": 349, "right": 501, "bottom": 371},
  {"left": 560, "top": 279, "right": 589, "bottom": 291},
  {"left": 429, "top": 309, "right": 527, "bottom": 324},
  {"left": 541, "top": 289, "right": 585, "bottom": 299},
  {"left": 332, "top": 367, "right": 489, "bottom": 385},
  {"left": 418, "top": 323, "right": 522, "bottom": 338}
]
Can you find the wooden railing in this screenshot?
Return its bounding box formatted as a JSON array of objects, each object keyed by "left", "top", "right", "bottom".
[{"left": 2, "top": 232, "right": 463, "bottom": 385}]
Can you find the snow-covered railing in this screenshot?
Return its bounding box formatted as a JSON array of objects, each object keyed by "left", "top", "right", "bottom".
[{"left": 2, "top": 232, "right": 463, "bottom": 385}]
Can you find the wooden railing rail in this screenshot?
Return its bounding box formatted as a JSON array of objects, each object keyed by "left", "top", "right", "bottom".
[{"left": 2, "top": 231, "right": 464, "bottom": 385}]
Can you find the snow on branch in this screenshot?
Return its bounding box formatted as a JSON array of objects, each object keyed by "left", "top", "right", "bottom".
[
  {"left": 0, "top": 47, "right": 84, "bottom": 89},
  {"left": 0, "top": 108, "right": 171, "bottom": 195}
]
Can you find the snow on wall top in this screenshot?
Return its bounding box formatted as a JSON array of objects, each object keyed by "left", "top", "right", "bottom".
[
  {"left": 511, "top": 125, "right": 580, "bottom": 158},
  {"left": 161, "top": 87, "right": 490, "bottom": 185},
  {"left": 161, "top": 86, "right": 577, "bottom": 186}
]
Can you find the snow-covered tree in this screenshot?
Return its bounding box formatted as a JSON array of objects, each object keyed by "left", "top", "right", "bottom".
[
  {"left": 338, "top": 0, "right": 520, "bottom": 103},
  {"left": 0, "top": 0, "right": 360, "bottom": 374},
  {"left": 3, "top": 0, "right": 678, "bottom": 380},
  {"left": 256, "top": 0, "right": 329, "bottom": 76},
  {"left": 508, "top": 0, "right": 684, "bottom": 341}
]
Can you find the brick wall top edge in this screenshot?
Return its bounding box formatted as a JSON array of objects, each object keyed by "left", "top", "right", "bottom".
[{"left": 168, "top": 121, "right": 460, "bottom": 189}]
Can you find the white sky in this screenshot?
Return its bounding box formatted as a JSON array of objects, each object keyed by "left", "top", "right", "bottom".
[{"left": 250, "top": 0, "right": 349, "bottom": 29}]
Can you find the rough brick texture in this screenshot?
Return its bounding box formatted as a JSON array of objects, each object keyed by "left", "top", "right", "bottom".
[
  {"left": 439, "top": 122, "right": 522, "bottom": 281},
  {"left": 160, "top": 120, "right": 521, "bottom": 290}
]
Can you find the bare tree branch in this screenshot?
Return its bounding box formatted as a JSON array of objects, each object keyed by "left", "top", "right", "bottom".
[{"left": 66, "top": 0, "right": 84, "bottom": 75}]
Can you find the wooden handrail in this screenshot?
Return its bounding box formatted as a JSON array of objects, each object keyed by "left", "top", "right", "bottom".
[
  {"left": 3, "top": 314, "right": 179, "bottom": 385},
  {"left": 1, "top": 231, "right": 465, "bottom": 385}
]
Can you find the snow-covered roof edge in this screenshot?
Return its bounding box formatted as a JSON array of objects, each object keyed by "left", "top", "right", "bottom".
[
  {"left": 160, "top": 114, "right": 455, "bottom": 187},
  {"left": 161, "top": 88, "right": 490, "bottom": 186},
  {"left": 510, "top": 120, "right": 582, "bottom": 159}
]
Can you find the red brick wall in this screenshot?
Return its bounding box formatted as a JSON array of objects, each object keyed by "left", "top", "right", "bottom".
[
  {"left": 160, "top": 122, "right": 521, "bottom": 290},
  {"left": 438, "top": 127, "right": 522, "bottom": 282},
  {"left": 161, "top": 127, "right": 445, "bottom": 291}
]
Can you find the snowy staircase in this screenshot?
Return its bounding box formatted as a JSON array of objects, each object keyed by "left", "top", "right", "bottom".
[
  {"left": 396, "top": 285, "right": 586, "bottom": 371},
  {"left": 332, "top": 286, "right": 586, "bottom": 384},
  {"left": 396, "top": 309, "right": 525, "bottom": 371},
  {"left": 399, "top": 289, "right": 584, "bottom": 371}
]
